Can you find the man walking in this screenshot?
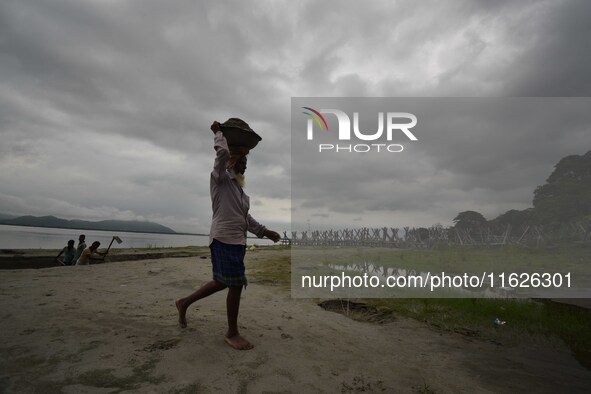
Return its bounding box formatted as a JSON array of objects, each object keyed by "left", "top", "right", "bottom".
[{"left": 176, "top": 119, "right": 281, "bottom": 350}]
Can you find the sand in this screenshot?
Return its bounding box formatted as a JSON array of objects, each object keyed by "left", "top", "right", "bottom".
[{"left": 1, "top": 250, "right": 590, "bottom": 393}]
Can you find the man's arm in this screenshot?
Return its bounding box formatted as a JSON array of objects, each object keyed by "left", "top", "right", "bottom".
[
  {"left": 264, "top": 229, "right": 281, "bottom": 243},
  {"left": 55, "top": 247, "right": 65, "bottom": 265},
  {"left": 89, "top": 250, "right": 106, "bottom": 264},
  {"left": 211, "top": 121, "right": 230, "bottom": 180},
  {"left": 247, "top": 214, "right": 281, "bottom": 242}
]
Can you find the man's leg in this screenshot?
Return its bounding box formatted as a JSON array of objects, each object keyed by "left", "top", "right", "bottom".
[
  {"left": 224, "top": 286, "right": 253, "bottom": 350},
  {"left": 175, "top": 280, "right": 226, "bottom": 328}
]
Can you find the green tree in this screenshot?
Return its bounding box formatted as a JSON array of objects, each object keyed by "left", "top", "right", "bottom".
[
  {"left": 453, "top": 210, "right": 487, "bottom": 229},
  {"left": 490, "top": 208, "right": 534, "bottom": 229},
  {"left": 533, "top": 151, "right": 591, "bottom": 223}
]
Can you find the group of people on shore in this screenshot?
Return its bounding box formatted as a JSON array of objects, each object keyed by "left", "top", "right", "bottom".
[{"left": 55, "top": 234, "right": 104, "bottom": 266}]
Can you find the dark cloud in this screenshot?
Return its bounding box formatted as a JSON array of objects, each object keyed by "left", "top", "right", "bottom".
[
  {"left": 506, "top": 0, "right": 591, "bottom": 96},
  {"left": 291, "top": 97, "right": 591, "bottom": 230},
  {"left": 0, "top": 0, "right": 589, "bottom": 233}
]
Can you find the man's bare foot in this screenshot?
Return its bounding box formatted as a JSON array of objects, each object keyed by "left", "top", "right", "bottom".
[
  {"left": 224, "top": 334, "right": 254, "bottom": 350},
  {"left": 175, "top": 299, "right": 187, "bottom": 328}
]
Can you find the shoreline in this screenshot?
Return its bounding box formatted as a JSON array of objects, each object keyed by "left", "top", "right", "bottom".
[
  {"left": 0, "top": 222, "right": 276, "bottom": 238},
  {"left": 0, "top": 245, "right": 284, "bottom": 269},
  {"left": 0, "top": 246, "right": 210, "bottom": 270}
]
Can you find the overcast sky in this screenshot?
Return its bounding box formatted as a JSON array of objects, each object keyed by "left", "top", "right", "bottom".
[
  {"left": 291, "top": 97, "right": 591, "bottom": 231},
  {"left": 1, "top": 0, "right": 590, "bottom": 234}
]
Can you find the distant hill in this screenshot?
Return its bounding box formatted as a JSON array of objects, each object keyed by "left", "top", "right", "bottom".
[
  {"left": 0, "top": 215, "right": 176, "bottom": 234},
  {"left": 0, "top": 213, "right": 17, "bottom": 221}
]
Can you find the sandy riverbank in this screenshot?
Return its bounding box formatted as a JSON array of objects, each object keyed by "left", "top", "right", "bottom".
[{"left": 1, "top": 248, "right": 590, "bottom": 393}]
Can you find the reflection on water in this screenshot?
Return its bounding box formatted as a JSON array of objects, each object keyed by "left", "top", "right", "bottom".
[
  {"left": 328, "top": 261, "right": 514, "bottom": 297},
  {"left": 330, "top": 262, "right": 431, "bottom": 283}
]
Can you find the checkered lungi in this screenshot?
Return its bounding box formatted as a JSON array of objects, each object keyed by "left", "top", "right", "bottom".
[{"left": 209, "top": 239, "right": 247, "bottom": 288}]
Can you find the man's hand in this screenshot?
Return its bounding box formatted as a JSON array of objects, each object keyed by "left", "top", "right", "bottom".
[
  {"left": 211, "top": 121, "right": 221, "bottom": 134},
  {"left": 264, "top": 230, "right": 281, "bottom": 243}
]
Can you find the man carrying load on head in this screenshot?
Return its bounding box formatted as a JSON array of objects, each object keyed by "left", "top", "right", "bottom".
[{"left": 176, "top": 118, "right": 281, "bottom": 350}]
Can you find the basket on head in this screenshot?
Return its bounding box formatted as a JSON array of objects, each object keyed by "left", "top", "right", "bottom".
[{"left": 220, "top": 118, "right": 262, "bottom": 155}]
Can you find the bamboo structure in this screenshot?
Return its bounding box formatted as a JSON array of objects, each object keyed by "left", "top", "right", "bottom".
[{"left": 284, "top": 218, "right": 591, "bottom": 248}]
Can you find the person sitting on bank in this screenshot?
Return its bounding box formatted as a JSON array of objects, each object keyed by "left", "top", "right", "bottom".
[
  {"left": 75, "top": 241, "right": 105, "bottom": 265},
  {"left": 73, "top": 234, "right": 86, "bottom": 263},
  {"left": 55, "top": 239, "right": 76, "bottom": 266}
]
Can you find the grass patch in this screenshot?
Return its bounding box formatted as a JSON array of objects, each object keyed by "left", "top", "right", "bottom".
[
  {"left": 366, "top": 297, "right": 591, "bottom": 369},
  {"left": 248, "top": 248, "right": 291, "bottom": 288},
  {"left": 294, "top": 244, "right": 590, "bottom": 279},
  {"left": 254, "top": 246, "right": 591, "bottom": 369}
]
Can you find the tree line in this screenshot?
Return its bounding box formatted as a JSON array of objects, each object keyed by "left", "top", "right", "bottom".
[{"left": 453, "top": 150, "right": 591, "bottom": 232}]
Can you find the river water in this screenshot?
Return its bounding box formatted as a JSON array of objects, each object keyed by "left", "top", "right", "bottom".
[{"left": 0, "top": 224, "right": 274, "bottom": 249}]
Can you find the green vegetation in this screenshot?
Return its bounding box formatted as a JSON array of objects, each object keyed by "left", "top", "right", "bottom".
[
  {"left": 387, "top": 244, "right": 589, "bottom": 275},
  {"left": 259, "top": 246, "right": 591, "bottom": 369},
  {"left": 248, "top": 246, "right": 291, "bottom": 287},
  {"left": 294, "top": 244, "right": 590, "bottom": 280},
  {"left": 366, "top": 297, "right": 591, "bottom": 369},
  {"left": 453, "top": 210, "right": 487, "bottom": 229},
  {"left": 457, "top": 150, "right": 591, "bottom": 230},
  {"left": 533, "top": 150, "right": 591, "bottom": 224}
]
